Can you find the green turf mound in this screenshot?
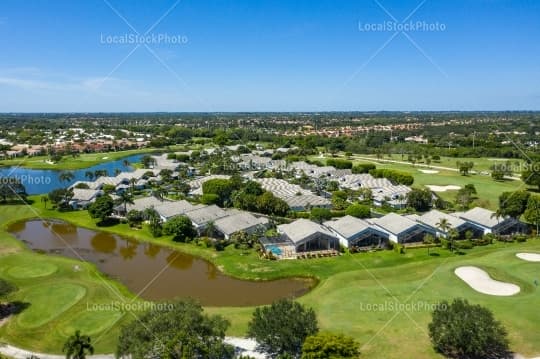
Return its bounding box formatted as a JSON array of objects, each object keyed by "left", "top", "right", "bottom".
[
  {"left": 59, "top": 309, "right": 123, "bottom": 337},
  {"left": 17, "top": 283, "right": 87, "bottom": 329},
  {"left": 7, "top": 263, "right": 58, "bottom": 278}
]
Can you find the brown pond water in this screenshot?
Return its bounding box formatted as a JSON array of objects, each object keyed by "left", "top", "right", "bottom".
[{"left": 8, "top": 220, "right": 314, "bottom": 306}]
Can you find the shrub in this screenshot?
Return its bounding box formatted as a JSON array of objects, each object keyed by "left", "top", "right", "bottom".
[
  {"left": 455, "top": 240, "right": 473, "bottom": 250},
  {"left": 352, "top": 163, "right": 376, "bottom": 174},
  {"left": 326, "top": 158, "right": 353, "bottom": 169},
  {"left": 310, "top": 207, "right": 332, "bottom": 223},
  {"left": 345, "top": 203, "right": 371, "bottom": 218},
  {"left": 369, "top": 169, "right": 414, "bottom": 185},
  {"left": 201, "top": 193, "right": 220, "bottom": 205}
]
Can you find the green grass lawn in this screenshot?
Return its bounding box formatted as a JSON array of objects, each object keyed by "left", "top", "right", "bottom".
[
  {"left": 0, "top": 148, "right": 156, "bottom": 170},
  {"left": 1, "top": 201, "right": 540, "bottom": 358},
  {"left": 369, "top": 161, "right": 520, "bottom": 210},
  {"left": 353, "top": 153, "right": 524, "bottom": 173}
]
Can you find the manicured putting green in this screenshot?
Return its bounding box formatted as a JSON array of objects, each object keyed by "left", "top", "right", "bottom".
[
  {"left": 7, "top": 263, "right": 58, "bottom": 278},
  {"left": 17, "top": 283, "right": 86, "bottom": 329},
  {"left": 59, "top": 309, "right": 123, "bottom": 337}
]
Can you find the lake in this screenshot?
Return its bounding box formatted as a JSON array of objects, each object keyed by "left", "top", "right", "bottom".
[
  {"left": 9, "top": 219, "right": 314, "bottom": 306},
  {"left": 0, "top": 154, "right": 143, "bottom": 195}
]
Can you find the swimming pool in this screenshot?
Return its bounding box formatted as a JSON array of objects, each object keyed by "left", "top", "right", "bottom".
[{"left": 266, "top": 245, "right": 282, "bottom": 256}]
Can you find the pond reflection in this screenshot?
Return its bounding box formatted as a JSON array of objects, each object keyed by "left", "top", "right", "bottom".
[{"left": 9, "top": 220, "right": 314, "bottom": 306}]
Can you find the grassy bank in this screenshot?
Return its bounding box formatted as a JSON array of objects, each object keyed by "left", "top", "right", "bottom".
[
  {"left": 1, "top": 201, "right": 539, "bottom": 358},
  {"left": 0, "top": 148, "right": 156, "bottom": 170}
]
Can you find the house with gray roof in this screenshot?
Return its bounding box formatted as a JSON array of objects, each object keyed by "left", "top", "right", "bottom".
[
  {"left": 113, "top": 196, "right": 164, "bottom": 216},
  {"left": 69, "top": 188, "right": 103, "bottom": 209},
  {"left": 324, "top": 215, "right": 388, "bottom": 249},
  {"left": 277, "top": 219, "right": 339, "bottom": 252},
  {"left": 416, "top": 209, "right": 474, "bottom": 238},
  {"left": 213, "top": 212, "right": 269, "bottom": 240},
  {"left": 283, "top": 194, "right": 332, "bottom": 211},
  {"left": 372, "top": 213, "right": 434, "bottom": 244},
  {"left": 70, "top": 181, "right": 99, "bottom": 190},
  {"left": 155, "top": 200, "right": 205, "bottom": 222},
  {"left": 185, "top": 205, "right": 229, "bottom": 233},
  {"left": 94, "top": 176, "right": 125, "bottom": 189},
  {"left": 456, "top": 207, "right": 522, "bottom": 235}
]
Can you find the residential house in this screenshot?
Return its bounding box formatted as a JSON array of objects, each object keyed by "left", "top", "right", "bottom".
[
  {"left": 277, "top": 219, "right": 339, "bottom": 252},
  {"left": 213, "top": 212, "right": 269, "bottom": 240},
  {"left": 324, "top": 215, "right": 388, "bottom": 249},
  {"left": 372, "top": 213, "right": 434, "bottom": 244}
]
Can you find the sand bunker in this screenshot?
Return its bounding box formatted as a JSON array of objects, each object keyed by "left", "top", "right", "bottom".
[
  {"left": 419, "top": 169, "right": 439, "bottom": 174},
  {"left": 455, "top": 266, "right": 520, "bottom": 296},
  {"left": 516, "top": 253, "right": 540, "bottom": 262},
  {"left": 426, "top": 185, "right": 461, "bottom": 192}
]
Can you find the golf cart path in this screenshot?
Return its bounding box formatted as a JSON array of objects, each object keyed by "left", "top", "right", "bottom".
[
  {"left": 0, "top": 337, "right": 267, "bottom": 359},
  {"left": 0, "top": 344, "right": 113, "bottom": 359}
]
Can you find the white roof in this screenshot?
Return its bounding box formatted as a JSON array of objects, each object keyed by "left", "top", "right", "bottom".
[
  {"left": 121, "top": 196, "right": 164, "bottom": 212},
  {"left": 324, "top": 215, "right": 371, "bottom": 239},
  {"left": 278, "top": 219, "right": 336, "bottom": 245},
  {"left": 155, "top": 200, "right": 204, "bottom": 220},
  {"left": 417, "top": 209, "right": 466, "bottom": 231},
  {"left": 458, "top": 207, "right": 504, "bottom": 228},
  {"left": 185, "top": 205, "right": 229, "bottom": 226},
  {"left": 214, "top": 212, "right": 269, "bottom": 236},
  {"left": 71, "top": 189, "right": 100, "bottom": 202},
  {"left": 373, "top": 213, "right": 419, "bottom": 235}
]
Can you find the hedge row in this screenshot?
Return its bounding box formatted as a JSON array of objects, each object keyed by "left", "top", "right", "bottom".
[{"left": 368, "top": 169, "right": 414, "bottom": 185}]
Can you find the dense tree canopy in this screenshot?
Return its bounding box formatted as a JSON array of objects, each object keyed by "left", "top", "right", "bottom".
[
  {"left": 406, "top": 188, "right": 432, "bottom": 211},
  {"left": 247, "top": 299, "right": 318, "bottom": 358},
  {"left": 0, "top": 177, "right": 27, "bottom": 203},
  {"left": 428, "top": 298, "right": 511, "bottom": 359},
  {"left": 310, "top": 208, "right": 332, "bottom": 223},
  {"left": 117, "top": 300, "right": 234, "bottom": 359},
  {"left": 163, "top": 215, "right": 197, "bottom": 242},
  {"left": 88, "top": 195, "right": 114, "bottom": 223},
  {"left": 498, "top": 191, "right": 530, "bottom": 219},
  {"left": 202, "top": 178, "right": 235, "bottom": 207},
  {"left": 522, "top": 162, "right": 540, "bottom": 190},
  {"left": 345, "top": 203, "right": 370, "bottom": 218}
]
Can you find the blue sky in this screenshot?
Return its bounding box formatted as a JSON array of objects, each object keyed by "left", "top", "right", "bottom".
[{"left": 0, "top": 0, "right": 539, "bottom": 112}]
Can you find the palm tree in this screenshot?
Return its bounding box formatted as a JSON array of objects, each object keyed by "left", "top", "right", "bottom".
[
  {"left": 58, "top": 171, "right": 75, "bottom": 205},
  {"left": 84, "top": 171, "right": 94, "bottom": 181},
  {"left": 119, "top": 191, "right": 134, "bottom": 215},
  {"left": 153, "top": 187, "right": 168, "bottom": 202},
  {"left": 491, "top": 209, "right": 504, "bottom": 223},
  {"left": 122, "top": 159, "right": 130, "bottom": 167},
  {"left": 423, "top": 233, "right": 435, "bottom": 255},
  {"left": 58, "top": 171, "right": 75, "bottom": 186},
  {"left": 41, "top": 195, "right": 49, "bottom": 209},
  {"left": 436, "top": 218, "right": 451, "bottom": 235},
  {"left": 94, "top": 169, "right": 107, "bottom": 179},
  {"left": 129, "top": 177, "right": 137, "bottom": 194},
  {"left": 62, "top": 330, "right": 94, "bottom": 359},
  {"left": 448, "top": 228, "right": 459, "bottom": 252},
  {"left": 114, "top": 168, "right": 122, "bottom": 176}
]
